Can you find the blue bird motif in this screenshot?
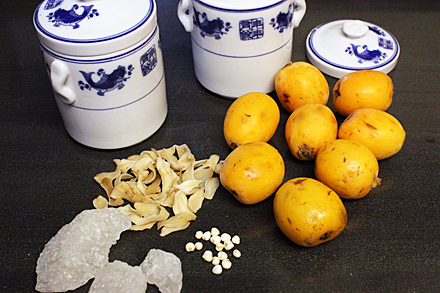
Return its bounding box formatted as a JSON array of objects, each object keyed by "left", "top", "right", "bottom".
[
  {"left": 47, "top": 5, "right": 98, "bottom": 29},
  {"left": 193, "top": 8, "right": 231, "bottom": 39},
  {"left": 346, "top": 44, "right": 386, "bottom": 64},
  {"left": 270, "top": 4, "right": 293, "bottom": 33},
  {"left": 78, "top": 65, "right": 134, "bottom": 96}
]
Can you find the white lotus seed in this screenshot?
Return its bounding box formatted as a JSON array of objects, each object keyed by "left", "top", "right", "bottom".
[
  {"left": 211, "top": 227, "right": 220, "bottom": 236},
  {"left": 232, "top": 235, "right": 240, "bottom": 245},
  {"left": 218, "top": 251, "right": 228, "bottom": 260},
  {"left": 233, "top": 249, "right": 241, "bottom": 258},
  {"left": 212, "top": 264, "right": 223, "bottom": 275},
  {"left": 212, "top": 256, "right": 220, "bottom": 266},
  {"left": 220, "top": 233, "right": 231, "bottom": 242},
  {"left": 185, "top": 242, "right": 195, "bottom": 252},
  {"left": 222, "top": 259, "right": 232, "bottom": 270},
  {"left": 202, "top": 231, "right": 211, "bottom": 241},
  {"left": 215, "top": 243, "right": 225, "bottom": 251},
  {"left": 202, "top": 250, "right": 213, "bottom": 262},
  {"left": 195, "top": 242, "right": 203, "bottom": 250},
  {"left": 210, "top": 235, "right": 221, "bottom": 245},
  {"left": 195, "top": 231, "right": 203, "bottom": 239},
  {"left": 224, "top": 240, "right": 234, "bottom": 251}
]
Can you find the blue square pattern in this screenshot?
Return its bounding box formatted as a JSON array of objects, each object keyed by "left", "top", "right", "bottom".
[
  {"left": 140, "top": 45, "right": 157, "bottom": 77},
  {"left": 378, "top": 37, "right": 393, "bottom": 50},
  {"left": 239, "top": 18, "right": 264, "bottom": 41}
]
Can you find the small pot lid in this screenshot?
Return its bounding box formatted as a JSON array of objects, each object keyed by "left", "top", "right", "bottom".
[
  {"left": 306, "top": 19, "right": 400, "bottom": 78},
  {"left": 33, "top": 0, "right": 157, "bottom": 56}
]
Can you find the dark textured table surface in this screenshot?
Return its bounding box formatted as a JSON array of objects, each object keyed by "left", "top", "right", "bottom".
[{"left": 1, "top": 0, "right": 440, "bottom": 292}]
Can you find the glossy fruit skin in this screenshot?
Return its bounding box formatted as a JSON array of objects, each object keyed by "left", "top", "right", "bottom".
[
  {"left": 315, "top": 139, "right": 380, "bottom": 199},
  {"left": 273, "top": 177, "right": 347, "bottom": 247},
  {"left": 332, "top": 70, "right": 394, "bottom": 117},
  {"left": 275, "top": 62, "right": 329, "bottom": 113},
  {"left": 223, "top": 92, "right": 280, "bottom": 149},
  {"left": 285, "top": 104, "right": 338, "bottom": 161},
  {"left": 338, "top": 108, "right": 406, "bottom": 160},
  {"left": 219, "top": 142, "right": 285, "bottom": 205}
]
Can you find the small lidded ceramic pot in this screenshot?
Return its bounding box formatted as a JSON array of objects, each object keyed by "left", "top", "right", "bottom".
[{"left": 33, "top": 0, "right": 167, "bottom": 149}]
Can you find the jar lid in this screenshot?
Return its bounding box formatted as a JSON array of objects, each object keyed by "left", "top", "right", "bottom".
[
  {"left": 33, "top": 0, "right": 157, "bottom": 56},
  {"left": 194, "top": 0, "right": 285, "bottom": 10},
  {"left": 306, "top": 19, "right": 400, "bottom": 78}
]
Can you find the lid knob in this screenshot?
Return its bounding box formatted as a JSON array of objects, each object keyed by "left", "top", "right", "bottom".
[{"left": 343, "top": 20, "right": 369, "bottom": 39}]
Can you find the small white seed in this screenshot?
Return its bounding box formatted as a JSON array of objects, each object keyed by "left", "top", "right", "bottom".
[
  {"left": 211, "top": 227, "right": 220, "bottom": 236},
  {"left": 232, "top": 235, "right": 240, "bottom": 245},
  {"left": 195, "top": 242, "right": 203, "bottom": 250},
  {"left": 195, "top": 231, "right": 203, "bottom": 239},
  {"left": 202, "top": 231, "right": 211, "bottom": 241},
  {"left": 202, "top": 250, "right": 213, "bottom": 262},
  {"left": 212, "top": 256, "right": 220, "bottom": 265},
  {"left": 222, "top": 259, "right": 232, "bottom": 270},
  {"left": 212, "top": 264, "right": 223, "bottom": 275},
  {"left": 210, "top": 235, "right": 221, "bottom": 245},
  {"left": 218, "top": 251, "right": 228, "bottom": 260},
  {"left": 232, "top": 249, "right": 241, "bottom": 258},
  {"left": 185, "top": 242, "right": 195, "bottom": 252},
  {"left": 220, "top": 233, "right": 231, "bottom": 242},
  {"left": 224, "top": 240, "right": 234, "bottom": 251},
  {"left": 215, "top": 243, "right": 225, "bottom": 251}
]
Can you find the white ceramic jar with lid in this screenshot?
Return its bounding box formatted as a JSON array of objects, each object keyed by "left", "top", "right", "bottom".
[
  {"left": 177, "top": 0, "right": 306, "bottom": 98},
  {"left": 33, "top": 0, "right": 167, "bottom": 149},
  {"left": 306, "top": 19, "right": 400, "bottom": 78}
]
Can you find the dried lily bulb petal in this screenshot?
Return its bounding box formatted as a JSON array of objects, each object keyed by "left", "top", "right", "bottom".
[
  {"left": 114, "top": 159, "right": 136, "bottom": 174},
  {"left": 156, "top": 157, "right": 179, "bottom": 194},
  {"left": 181, "top": 162, "right": 196, "bottom": 182},
  {"left": 162, "top": 190, "right": 176, "bottom": 208},
  {"left": 92, "top": 195, "right": 109, "bottom": 209},
  {"left": 97, "top": 177, "right": 114, "bottom": 198},
  {"left": 114, "top": 173, "right": 133, "bottom": 186},
  {"left": 153, "top": 146, "right": 185, "bottom": 171},
  {"left": 131, "top": 155, "right": 156, "bottom": 174},
  {"left": 159, "top": 222, "right": 191, "bottom": 237},
  {"left": 145, "top": 175, "right": 161, "bottom": 195},
  {"left": 94, "top": 168, "right": 121, "bottom": 184},
  {"left": 175, "top": 144, "right": 191, "bottom": 158},
  {"left": 175, "top": 179, "right": 202, "bottom": 195},
  {"left": 188, "top": 188, "right": 205, "bottom": 213},
  {"left": 173, "top": 190, "right": 192, "bottom": 215},
  {"left": 110, "top": 182, "right": 147, "bottom": 204},
  {"left": 214, "top": 161, "right": 224, "bottom": 174},
  {"left": 157, "top": 211, "right": 196, "bottom": 230},
  {"left": 177, "top": 152, "right": 195, "bottom": 172},
  {"left": 204, "top": 177, "right": 220, "bottom": 200},
  {"left": 194, "top": 154, "right": 220, "bottom": 170},
  {"left": 194, "top": 166, "right": 214, "bottom": 183}
]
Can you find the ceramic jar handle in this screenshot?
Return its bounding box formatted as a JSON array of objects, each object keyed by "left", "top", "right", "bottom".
[
  {"left": 293, "top": 0, "right": 307, "bottom": 28},
  {"left": 50, "top": 60, "right": 76, "bottom": 104},
  {"left": 177, "top": 0, "right": 194, "bottom": 32}
]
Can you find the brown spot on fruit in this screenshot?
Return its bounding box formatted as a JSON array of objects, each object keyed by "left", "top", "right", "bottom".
[
  {"left": 293, "top": 178, "right": 307, "bottom": 185},
  {"left": 364, "top": 122, "right": 378, "bottom": 130},
  {"left": 320, "top": 231, "right": 332, "bottom": 240}
]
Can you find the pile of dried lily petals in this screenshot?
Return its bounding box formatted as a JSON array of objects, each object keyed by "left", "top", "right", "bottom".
[{"left": 92, "top": 144, "right": 222, "bottom": 236}]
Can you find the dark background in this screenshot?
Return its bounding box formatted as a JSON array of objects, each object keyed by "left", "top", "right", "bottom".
[{"left": 1, "top": 0, "right": 440, "bottom": 292}]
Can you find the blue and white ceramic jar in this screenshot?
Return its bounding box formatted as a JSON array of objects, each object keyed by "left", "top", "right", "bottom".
[
  {"left": 178, "top": 0, "right": 306, "bottom": 98},
  {"left": 33, "top": 0, "right": 167, "bottom": 149}
]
